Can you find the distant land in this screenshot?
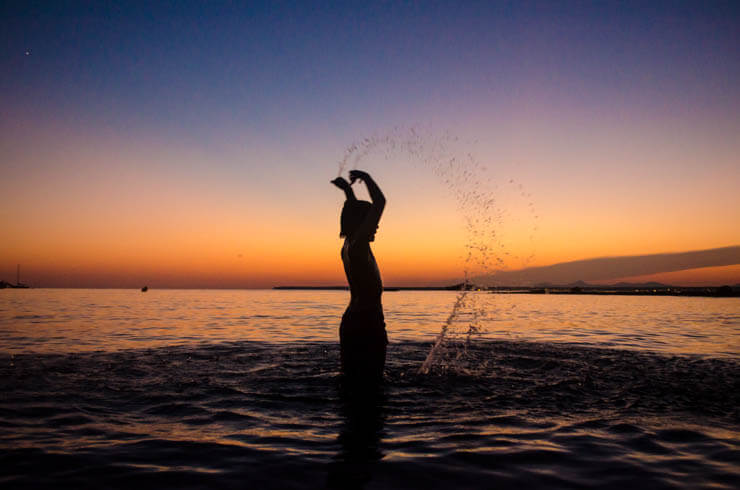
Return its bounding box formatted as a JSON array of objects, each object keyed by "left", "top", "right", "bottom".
[
  {"left": 534, "top": 280, "right": 671, "bottom": 288},
  {"left": 274, "top": 284, "right": 466, "bottom": 292},
  {"left": 275, "top": 282, "right": 739, "bottom": 297}
]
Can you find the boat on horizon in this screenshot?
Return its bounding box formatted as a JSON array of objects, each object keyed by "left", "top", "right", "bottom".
[{"left": 0, "top": 265, "right": 30, "bottom": 289}]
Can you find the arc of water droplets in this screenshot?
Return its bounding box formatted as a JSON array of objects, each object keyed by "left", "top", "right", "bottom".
[{"left": 336, "top": 127, "right": 540, "bottom": 374}]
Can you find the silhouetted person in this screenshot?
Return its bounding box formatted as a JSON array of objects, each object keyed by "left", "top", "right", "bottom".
[{"left": 331, "top": 170, "right": 387, "bottom": 381}]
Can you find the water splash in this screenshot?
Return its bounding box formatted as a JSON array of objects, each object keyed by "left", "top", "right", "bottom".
[
  {"left": 335, "top": 127, "right": 539, "bottom": 374},
  {"left": 418, "top": 287, "right": 480, "bottom": 375}
]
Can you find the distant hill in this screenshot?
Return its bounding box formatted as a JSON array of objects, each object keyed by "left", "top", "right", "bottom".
[
  {"left": 534, "top": 281, "right": 673, "bottom": 289},
  {"left": 610, "top": 281, "right": 672, "bottom": 288}
]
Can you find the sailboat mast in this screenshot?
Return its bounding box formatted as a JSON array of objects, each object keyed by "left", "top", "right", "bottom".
[{"left": 17, "top": 264, "right": 20, "bottom": 285}]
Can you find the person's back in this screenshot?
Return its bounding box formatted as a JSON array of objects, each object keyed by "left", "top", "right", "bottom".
[
  {"left": 342, "top": 238, "right": 382, "bottom": 311},
  {"left": 331, "top": 171, "right": 387, "bottom": 380}
]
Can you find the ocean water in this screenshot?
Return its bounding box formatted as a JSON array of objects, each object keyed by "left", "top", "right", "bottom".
[{"left": 1, "top": 289, "right": 738, "bottom": 489}]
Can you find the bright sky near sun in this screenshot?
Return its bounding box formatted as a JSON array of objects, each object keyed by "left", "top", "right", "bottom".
[{"left": 1, "top": 1, "right": 739, "bottom": 287}]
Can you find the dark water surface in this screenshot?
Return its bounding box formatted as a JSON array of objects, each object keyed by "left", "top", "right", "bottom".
[{"left": 1, "top": 290, "right": 739, "bottom": 488}]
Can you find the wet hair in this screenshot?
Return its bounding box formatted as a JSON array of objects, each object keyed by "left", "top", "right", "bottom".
[{"left": 340, "top": 200, "right": 372, "bottom": 238}]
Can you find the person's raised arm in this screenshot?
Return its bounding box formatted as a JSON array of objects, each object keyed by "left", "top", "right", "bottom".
[
  {"left": 331, "top": 177, "right": 357, "bottom": 201},
  {"left": 349, "top": 170, "right": 385, "bottom": 240},
  {"left": 349, "top": 170, "right": 385, "bottom": 213}
]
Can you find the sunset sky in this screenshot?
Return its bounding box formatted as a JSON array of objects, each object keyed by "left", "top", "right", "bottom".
[{"left": 2, "top": 1, "right": 739, "bottom": 288}]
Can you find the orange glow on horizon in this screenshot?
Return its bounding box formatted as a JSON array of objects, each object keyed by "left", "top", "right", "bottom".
[{"left": 2, "top": 114, "right": 739, "bottom": 288}]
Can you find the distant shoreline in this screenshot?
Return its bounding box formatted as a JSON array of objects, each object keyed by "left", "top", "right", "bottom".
[
  {"left": 274, "top": 285, "right": 739, "bottom": 297},
  {"left": 2, "top": 285, "right": 736, "bottom": 297},
  {"left": 273, "top": 285, "right": 464, "bottom": 292}
]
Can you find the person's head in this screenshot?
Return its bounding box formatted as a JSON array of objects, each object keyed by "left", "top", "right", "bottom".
[{"left": 340, "top": 200, "right": 374, "bottom": 240}]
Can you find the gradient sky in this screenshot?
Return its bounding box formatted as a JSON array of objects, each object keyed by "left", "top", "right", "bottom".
[{"left": 2, "top": 1, "right": 739, "bottom": 287}]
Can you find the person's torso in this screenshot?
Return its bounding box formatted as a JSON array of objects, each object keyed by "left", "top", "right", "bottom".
[{"left": 341, "top": 239, "right": 383, "bottom": 312}]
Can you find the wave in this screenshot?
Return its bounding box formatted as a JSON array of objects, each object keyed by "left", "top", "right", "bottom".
[{"left": 1, "top": 340, "right": 738, "bottom": 488}]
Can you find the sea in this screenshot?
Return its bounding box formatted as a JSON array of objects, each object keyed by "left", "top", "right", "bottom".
[{"left": 1, "top": 288, "right": 738, "bottom": 489}]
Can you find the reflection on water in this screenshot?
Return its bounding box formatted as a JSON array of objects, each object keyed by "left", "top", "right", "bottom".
[
  {"left": 328, "top": 381, "right": 386, "bottom": 489},
  {"left": 1, "top": 341, "right": 738, "bottom": 488},
  {"left": 1, "top": 289, "right": 738, "bottom": 488},
  {"left": 1, "top": 289, "right": 738, "bottom": 356}
]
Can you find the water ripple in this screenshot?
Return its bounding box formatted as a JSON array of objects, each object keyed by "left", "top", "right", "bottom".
[{"left": 0, "top": 340, "right": 738, "bottom": 488}]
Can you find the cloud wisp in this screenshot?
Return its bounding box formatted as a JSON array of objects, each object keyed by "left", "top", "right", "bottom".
[{"left": 478, "top": 246, "right": 740, "bottom": 286}]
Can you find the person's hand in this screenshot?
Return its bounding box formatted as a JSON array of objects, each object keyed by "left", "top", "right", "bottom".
[
  {"left": 349, "top": 170, "right": 370, "bottom": 184},
  {"left": 331, "top": 177, "right": 351, "bottom": 190}
]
